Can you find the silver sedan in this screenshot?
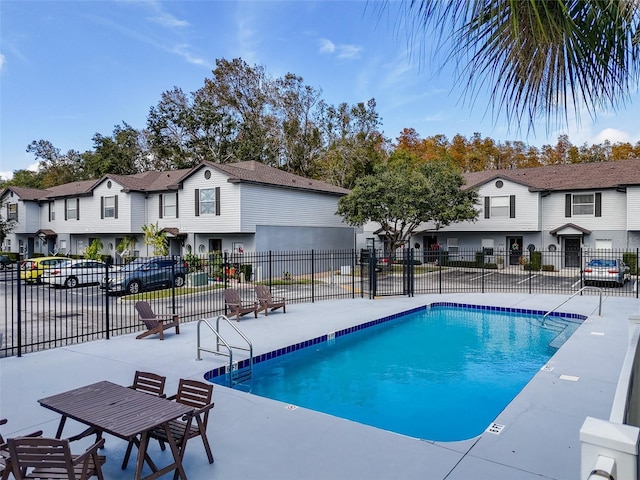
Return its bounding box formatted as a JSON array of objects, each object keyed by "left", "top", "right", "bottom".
[{"left": 42, "top": 259, "right": 111, "bottom": 288}]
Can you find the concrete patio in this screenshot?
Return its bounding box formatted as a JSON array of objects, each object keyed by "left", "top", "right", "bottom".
[{"left": 1, "top": 292, "right": 638, "bottom": 480}]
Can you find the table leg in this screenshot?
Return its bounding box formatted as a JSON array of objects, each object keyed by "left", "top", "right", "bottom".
[{"left": 134, "top": 431, "right": 150, "bottom": 480}]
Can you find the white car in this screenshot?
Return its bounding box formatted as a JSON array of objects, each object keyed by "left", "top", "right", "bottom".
[{"left": 42, "top": 259, "right": 111, "bottom": 288}]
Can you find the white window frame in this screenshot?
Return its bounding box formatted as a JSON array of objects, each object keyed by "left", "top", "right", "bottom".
[
  {"left": 103, "top": 196, "right": 116, "bottom": 218},
  {"left": 490, "top": 196, "right": 510, "bottom": 218},
  {"left": 447, "top": 238, "right": 459, "bottom": 256},
  {"left": 7, "top": 203, "right": 17, "bottom": 221},
  {"left": 163, "top": 193, "right": 177, "bottom": 218},
  {"left": 482, "top": 238, "right": 495, "bottom": 255},
  {"left": 594, "top": 239, "right": 612, "bottom": 250},
  {"left": 199, "top": 188, "right": 215, "bottom": 215},
  {"left": 572, "top": 193, "right": 594, "bottom": 216},
  {"left": 66, "top": 200, "right": 78, "bottom": 220}
]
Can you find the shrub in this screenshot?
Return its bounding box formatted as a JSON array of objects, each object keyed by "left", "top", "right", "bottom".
[
  {"left": 623, "top": 252, "right": 638, "bottom": 275},
  {"left": 541, "top": 264, "right": 555, "bottom": 272},
  {"left": 530, "top": 251, "right": 542, "bottom": 271}
]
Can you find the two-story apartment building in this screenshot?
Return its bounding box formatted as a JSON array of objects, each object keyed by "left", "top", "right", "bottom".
[
  {"left": 359, "top": 159, "right": 640, "bottom": 268},
  {"left": 1, "top": 161, "right": 353, "bottom": 260}
]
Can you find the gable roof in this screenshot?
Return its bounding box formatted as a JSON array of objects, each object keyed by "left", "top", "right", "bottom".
[
  {"left": 197, "top": 160, "right": 350, "bottom": 195},
  {"left": 463, "top": 159, "right": 640, "bottom": 191},
  {"left": 1, "top": 161, "right": 350, "bottom": 201},
  {"left": 1, "top": 186, "right": 51, "bottom": 201}
]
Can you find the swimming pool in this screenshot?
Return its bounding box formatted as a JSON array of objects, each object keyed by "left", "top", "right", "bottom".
[{"left": 207, "top": 303, "right": 585, "bottom": 441}]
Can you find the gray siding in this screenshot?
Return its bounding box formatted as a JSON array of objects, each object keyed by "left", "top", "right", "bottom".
[
  {"left": 241, "top": 184, "right": 347, "bottom": 231},
  {"left": 255, "top": 225, "right": 354, "bottom": 251}
]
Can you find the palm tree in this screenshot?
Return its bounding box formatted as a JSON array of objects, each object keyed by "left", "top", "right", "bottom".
[{"left": 393, "top": 0, "right": 640, "bottom": 131}]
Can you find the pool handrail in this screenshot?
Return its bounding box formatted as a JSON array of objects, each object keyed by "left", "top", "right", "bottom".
[
  {"left": 196, "top": 315, "right": 253, "bottom": 386},
  {"left": 543, "top": 286, "right": 602, "bottom": 324}
]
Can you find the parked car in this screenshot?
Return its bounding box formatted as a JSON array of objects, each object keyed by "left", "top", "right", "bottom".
[
  {"left": 0, "top": 255, "right": 11, "bottom": 270},
  {"left": 20, "top": 256, "right": 72, "bottom": 283},
  {"left": 583, "top": 258, "right": 630, "bottom": 287},
  {"left": 41, "top": 259, "right": 112, "bottom": 288},
  {"left": 100, "top": 257, "right": 188, "bottom": 295}
]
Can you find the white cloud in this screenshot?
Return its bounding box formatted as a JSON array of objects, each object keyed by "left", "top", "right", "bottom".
[
  {"left": 336, "top": 44, "right": 362, "bottom": 59},
  {"left": 318, "top": 39, "right": 362, "bottom": 60},
  {"left": 591, "top": 128, "right": 631, "bottom": 144},
  {"left": 318, "top": 39, "right": 336, "bottom": 54},
  {"left": 148, "top": 12, "right": 189, "bottom": 28},
  {"left": 0, "top": 54, "right": 5, "bottom": 71},
  {"left": 171, "top": 44, "right": 210, "bottom": 67},
  {"left": 0, "top": 171, "right": 12, "bottom": 181}
]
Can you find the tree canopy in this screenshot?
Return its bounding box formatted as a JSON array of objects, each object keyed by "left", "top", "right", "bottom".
[
  {"left": 4, "top": 55, "right": 639, "bottom": 192},
  {"left": 337, "top": 154, "right": 478, "bottom": 254}
]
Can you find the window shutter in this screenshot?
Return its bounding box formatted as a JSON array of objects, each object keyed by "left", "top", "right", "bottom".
[
  {"left": 175, "top": 193, "right": 179, "bottom": 218},
  {"left": 595, "top": 192, "right": 601, "bottom": 217},
  {"left": 565, "top": 194, "right": 572, "bottom": 217},
  {"left": 48, "top": 202, "right": 52, "bottom": 221},
  {"left": 195, "top": 189, "right": 200, "bottom": 216},
  {"left": 509, "top": 195, "right": 516, "bottom": 218},
  {"left": 484, "top": 197, "right": 490, "bottom": 219},
  {"left": 100, "top": 197, "right": 104, "bottom": 219},
  {"left": 215, "top": 187, "right": 221, "bottom": 216},
  {"left": 159, "top": 195, "right": 163, "bottom": 219},
  {"left": 64, "top": 199, "right": 68, "bottom": 220},
  {"left": 114, "top": 195, "right": 118, "bottom": 219},
  {"left": 76, "top": 198, "right": 80, "bottom": 220}
]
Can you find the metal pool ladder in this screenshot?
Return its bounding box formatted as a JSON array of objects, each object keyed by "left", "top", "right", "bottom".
[
  {"left": 542, "top": 286, "right": 603, "bottom": 325},
  {"left": 196, "top": 315, "right": 253, "bottom": 387}
]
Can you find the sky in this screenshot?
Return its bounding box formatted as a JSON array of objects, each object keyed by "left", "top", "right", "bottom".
[{"left": 1, "top": 1, "right": 639, "bottom": 181}]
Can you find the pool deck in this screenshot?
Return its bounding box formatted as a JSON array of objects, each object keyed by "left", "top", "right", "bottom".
[{"left": 1, "top": 292, "right": 638, "bottom": 480}]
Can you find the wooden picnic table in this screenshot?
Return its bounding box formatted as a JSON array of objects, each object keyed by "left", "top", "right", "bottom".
[{"left": 38, "top": 380, "right": 193, "bottom": 480}]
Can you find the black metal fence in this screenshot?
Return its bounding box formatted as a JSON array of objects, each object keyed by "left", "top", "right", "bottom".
[
  {"left": 0, "top": 250, "right": 358, "bottom": 358},
  {"left": 1, "top": 248, "right": 638, "bottom": 358},
  {"left": 362, "top": 248, "right": 640, "bottom": 298}
]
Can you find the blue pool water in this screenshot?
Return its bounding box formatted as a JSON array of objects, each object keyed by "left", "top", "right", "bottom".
[{"left": 209, "top": 304, "right": 583, "bottom": 441}]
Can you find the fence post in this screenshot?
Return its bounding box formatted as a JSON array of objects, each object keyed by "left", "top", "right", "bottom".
[
  {"left": 409, "top": 248, "right": 414, "bottom": 297},
  {"left": 171, "top": 256, "right": 177, "bottom": 315},
  {"left": 351, "top": 249, "right": 356, "bottom": 299},
  {"left": 311, "top": 250, "right": 315, "bottom": 303},
  {"left": 16, "top": 260, "right": 22, "bottom": 357},
  {"left": 481, "top": 250, "right": 485, "bottom": 294},
  {"left": 370, "top": 248, "right": 377, "bottom": 298},
  {"left": 104, "top": 258, "right": 110, "bottom": 340},
  {"left": 438, "top": 250, "right": 442, "bottom": 295},
  {"left": 528, "top": 250, "right": 532, "bottom": 295}
]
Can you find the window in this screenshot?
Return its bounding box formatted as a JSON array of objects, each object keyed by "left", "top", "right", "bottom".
[
  {"left": 195, "top": 187, "right": 220, "bottom": 216},
  {"left": 595, "top": 239, "right": 612, "bottom": 250},
  {"left": 447, "top": 238, "right": 459, "bottom": 256},
  {"left": 48, "top": 202, "right": 55, "bottom": 221},
  {"left": 484, "top": 195, "right": 515, "bottom": 218},
  {"left": 65, "top": 198, "right": 79, "bottom": 220},
  {"left": 7, "top": 203, "right": 17, "bottom": 221},
  {"left": 573, "top": 194, "right": 594, "bottom": 215},
  {"left": 199, "top": 189, "right": 215, "bottom": 214},
  {"left": 160, "top": 193, "right": 177, "bottom": 218},
  {"left": 102, "top": 196, "right": 116, "bottom": 218},
  {"left": 566, "top": 193, "right": 601, "bottom": 217},
  {"left": 482, "top": 239, "right": 495, "bottom": 255}
]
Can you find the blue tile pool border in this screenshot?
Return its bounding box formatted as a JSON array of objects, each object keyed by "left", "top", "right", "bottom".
[{"left": 204, "top": 302, "right": 587, "bottom": 383}]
